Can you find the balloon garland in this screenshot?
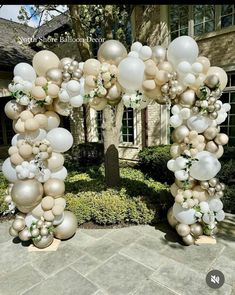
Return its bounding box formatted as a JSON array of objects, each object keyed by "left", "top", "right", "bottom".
[{"left": 3, "top": 36, "right": 230, "bottom": 248}]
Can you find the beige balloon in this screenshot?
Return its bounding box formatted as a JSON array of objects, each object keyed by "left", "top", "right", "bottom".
[
  {"left": 33, "top": 50, "right": 60, "bottom": 77},
  {"left": 34, "top": 114, "right": 48, "bottom": 129},
  {"left": 46, "top": 68, "right": 63, "bottom": 86},
  {"left": 11, "top": 179, "right": 43, "bottom": 212},
  {"left": 214, "top": 144, "right": 224, "bottom": 159},
  {"left": 203, "top": 127, "right": 218, "bottom": 140},
  {"left": 53, "top": 98, "right": 70, "bottom": 116},
  {"left": 142, "top": 80, "right": 156, "bottom": 91},
  {"left": 54, "top": 211, "right": 77, "bottom": 240},
  {"left": 107, "top": 84, "right": 121, "bottom": 100},
  {"left": 190, "top": 74, "right": 206, "bottom": 92},
  {"left": 155, "top": 70, "right": 169, "bottom": 85},
  {"left": 97, "top": 40, "right": 127, "bottom": 66},
  {"left": 4, "top": 100, "right": 24, "bottom": 120},
  {"left": 12, "top": 218, "right": 25, "bottom": 231},
  {"left": 44, "top": 178, "right": 65, "bottom": 198},
  {"left": 10, "top": 153, "right": 24, "bottom": 166},
  {"left": 41, "top": 196, "right": 55, "bottom": 211},
  {"left": 31, "top": 203, "right": 44, "bottom": 219},
  {"left": 196, "top": 56, "right": 210, "bottom": 74},
  {"left": 24, "top": 118, "right": 40, "bottom": 132},
  {"left": 47, "top": 152, "right": 64, "bottom": 171},
  {"left": 167, "top": 207, "right": 178, "bottom": 228},
  {"left": 170, "top": 143, "right": 181, "bottom": 158},
  {"left": 31, "top": 86, "right": 47, "bottom": 101},
  {"left": 19, "top": 228, "right": 31, "bottom": 241},
  {"left": 52, "top": 205, "right": 64, "bottom": 216},
  {"left": 43, "top": 210, "right": 55, "bottom": 221},
  {"left": 14, "top": 118, "right": 25, "bottom": 133},
  {"left": 8, "top": 146, "right": 18, "bottom": 156},
  {"left": 54, "top": 197, "right": 66, "bottom": 208},
  {"left": 9, "top": 226, "right": 18, "bottom": 237},
  {"left": 207, "top": 66, "right": 228, "bottom": 90},
  {"left": 206, "top": 141, "right": 218, "bottom": 153},
  {"left": 83, "top": 59, "right": 101, "bottom": 76},
  {"left": 144, "top": 86, "right": 161, "bottom": 100},
  {"left": 158, "top": 61, "right": 173, "bottom": 73},
  {"left": 215, "top": 133, "right": 229, "bottom": 145},
  {"left": 35, "top": 76, "right": 48, "bottom": 87},
  {"left": 48, "top": 83, "right": 60, "bottom": 98}
]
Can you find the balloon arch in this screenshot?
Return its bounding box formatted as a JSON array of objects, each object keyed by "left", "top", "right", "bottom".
[{"left": 3, "top": 36, "right": 230, "bottom": 248}]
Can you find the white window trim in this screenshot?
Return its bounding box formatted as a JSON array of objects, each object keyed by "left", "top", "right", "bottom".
[{"left": 119, "top": 108, "right": 138, "bottom": 147}]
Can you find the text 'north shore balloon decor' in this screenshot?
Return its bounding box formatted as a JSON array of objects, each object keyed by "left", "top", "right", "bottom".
[{"left": 3, "top": 36, "right": 230, "bottom": 248}]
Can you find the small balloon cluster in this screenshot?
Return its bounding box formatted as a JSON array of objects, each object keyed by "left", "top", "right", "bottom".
[
  {"left": 3, "top": 35, "right": 231, "bottom": 247},
  {"left": 166, "top": 36, "right": 230, "bottom": 245}
]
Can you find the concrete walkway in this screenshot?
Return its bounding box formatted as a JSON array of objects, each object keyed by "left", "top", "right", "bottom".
[{"left": 0, "top": 215, "right": 235, "bottom": 295}]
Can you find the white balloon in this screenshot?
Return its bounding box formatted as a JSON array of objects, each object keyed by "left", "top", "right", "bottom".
[
  {"left": 209, "top": 199, "right": 223, "bottom": 212},
  {"left": 215, "top": 210, "right": 225, "bottom": 222},
  {"left": 190, "top": 151, "right": 221, "bottom": 181},
  {"left": 11, "top": 133, "right": 25, "bottom": 146},
  {"left": 25, "top": 213, "right": 39, "bottom": 228},
  {"left": 70, "top": 95, "right": 83, "bottom": 108},
  {"left": 175, "top": 170, "right": 189, "bottom": 181},
  {"left": 139, "top": 46, "right": 152, "bottom": 61},
  {"left": 173, "top": 203, "right": 196, "bottom": 225},
  {"left": 187, "top": 115, "right": 212, "bottom": 133},
  {"left": 2, "top": 158, "right": 18, "bottom": 183},
  {"left": 180, "top": 108, "right": 191, "bottom": 120},
  {"left": 46, "top": 127, "right": 73, "bottom": 153},
  {"left": 50, "top": 166, "right": 68, "bottom": 180},
  {"left": 167, "top": 36, "right": 199, "bottom": 65},
  {"left": 131, "top": 41, "right": 143, "bottom": 53},
  {"left": 167, "top": 159, "right": 176, "bottom": 171},
  {"left": 14, "top": 63, "right": 36, "bottom": 82},
  {"left": 169, "top": 115, "right": 183, "bottom": 128},
  {"left": 171, "top": 104, "right": 182, "bottom": 115},
  {"left": 177, "top": 61, "right": 192, "bottom": 74},
  {"left": 221, "top": 103, "right": 231, "bottom": 113},
  {"left": 59, "top": 89, "right": 70, "bottom": 103},
  {"left": 79, "top": 77, "right": 85, "bottom": 96},
  {"left": 66, "top": 80, "right": 80, "bottom": 95},
  {"left": 128, "top": 51, "right": 139, "bottom": 58},
  {"left": 199, "top": 201, "right": 210, "bottom": 213},
  {"left": 13, "top": 76, "right": 23, "bottom": 83},
  {"left": 183, "top": 73, "right": 196, "bottom": 86},
  {"left": 191, "top": 62, "right": 203, "bottom": 74},
  {"left": 175, "top": 156, "right": 188, "bottom": 170},
  {"left": 36, "top": 169, "right": 51, "bottom": 183},
  {"left": 118, "top": 57, "right": 145, "bottom": 91},
  {"left": 33, "top": 128, "right": 47, "bottom": 141}
]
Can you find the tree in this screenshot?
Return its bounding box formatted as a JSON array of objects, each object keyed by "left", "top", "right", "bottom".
[{"left": 14, "top": 4, "right": 133, "bottom": 187}]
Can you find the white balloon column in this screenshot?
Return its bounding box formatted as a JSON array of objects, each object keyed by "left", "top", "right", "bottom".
[{"left": 3, "top": 36, "right": 230, "bottom": 248}]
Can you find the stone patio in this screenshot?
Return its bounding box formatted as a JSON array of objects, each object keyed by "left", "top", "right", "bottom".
[{"left": 0, "top": 215, "right": 234, "bottom": 295}]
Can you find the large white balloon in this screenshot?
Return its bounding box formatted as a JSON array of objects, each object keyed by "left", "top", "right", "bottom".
[
  {"left": 118, "top": 57, "right": 145, "bottom": 91},
  {"left": 46, "top": 127, "right": 73, "bottom": 153},
  {"left": 13, "top": 63, "right": 36, "bottom": 82},
  {"left": 190, "top": 151, "right": 221, "bottom": 181},
  {"left": 187, "top": 115, "right": 212, "bottom": 133},
  {"left": 173, "top": 203, "right": 196, "bottom": 225},
  {"left": 25, "top": 213, "right": 38, "bottom": 227},
  {"left": 2, "top": 158, "right": 18, "bottom": 183},
  {"left": 50, "top": 166, "right": 68, "bottom": 180},
  {"left": 167, "top": 36, "right": 199, "bottom": 65}
]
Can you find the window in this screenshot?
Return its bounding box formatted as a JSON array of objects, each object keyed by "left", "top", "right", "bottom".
[
  {"left": 169, "top": 5, "right": 189, "bottom": 40},
  {"left": 121, "top": 108, "right": 134, "bottom": 143},
  {"left": 193, "top": 5, "right": 215, "bottom": 36},
  {"left": 221, "top": 5, "right": 235, "bottom": 28},
  {"left": 96, "top": 107, "right": 135, "bottom": 144},
  {"left": 169, "top": 5, "right": 234, "bottom": 41},
  {"left": 220, "top": 73, "right": 235, "bottom": 146}
]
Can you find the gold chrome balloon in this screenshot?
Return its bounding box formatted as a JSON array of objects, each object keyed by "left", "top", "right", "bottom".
[
  {"left": 98, "top": 40, "right": 127, "bottom": 66},
  {"left": 54, "top": 211, "right": 77, "bottom": 240}
]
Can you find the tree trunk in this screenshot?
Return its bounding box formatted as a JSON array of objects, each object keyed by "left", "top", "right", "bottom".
[{"left": 102, "top": 101, "right": 124, "bottom": 187}]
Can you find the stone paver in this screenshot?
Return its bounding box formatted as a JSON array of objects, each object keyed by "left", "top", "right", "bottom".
[
  {"left": 87, "top": 254, "right": 153, "bottom": 295},
  {"left": 82, "top": 238, "right": 123, "bottom": 261},
  {"left": 71, "top": 254, "right": 101, "bottom": 276},
  {"left": 0, "top": 264, "right": 43, "bottom": 295},
  {"left": 22, "top": 267, "right": 97, "bottom": 295},
  {"left": 150, "top": 260, "right": 232, "bottom": 295},
  {"left": 134, "top": 280, "right": 178, "bottom": 295},
  {"left": 0, "top": 215, "right": 235, "bottom": 295}
]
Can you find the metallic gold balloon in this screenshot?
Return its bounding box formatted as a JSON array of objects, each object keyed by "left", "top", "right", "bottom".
[
  {"left": 190, "top": 223, "right": 203, "bottom": 237},
  {"left": 9, "top": 226, "right": 18, "bottom": 237},
  {"left": 179, "top": 89, "right": 195, "bottom": 107},
  {"left": 172, "top": 125, "right": 190, "bottom": 143},
  {"left": 4, "top": 100, "right": 24, "bottom": 120},
  {"left": 11, "top": 180, "right": 43, "bottom": 213},
  {"left": 182, "top": 234, "right": 195, "bottom": 245},
  {"left": 53, "top": 99, "right": 70, "bottom": 116},
  {"left": 176, "top": 223, "right": 191, "bottom": 237},
  {"left": 12, "top": 218, "right": 25, "bottom": 232},
  {"left": 33, "top": 234, "right": 54, "bottom": 249},
  {"left": 98, "top": 40, "right": 127, "bottom": 66},
  {"left": 18, "top": 228, "right": 31, "bottom": 241},
  {"left": 46, "top": 68, "right": 63, "bottom": 86},
  {"left": 167, "top": 207, "right": 178, "bottom": 228},
  {"left": 44, "top": 178, "right": 65, "bottom": 198},
  {"left": 59, "top": 57, "right": 73, "bottom": 69},
  {"left": 107, "top": 98, "right": 121, "bottom": 106},
  {"left": 89, "top": 98, "right": 108, "bottom": 111},
  {"left": 204, "top": 75, "right": 220, "bottom": 89},
  {"left": 209, "top": 178, "right": 218, "bottom": 187},
  {"left": 54, "top": 211, "right": 77, "bottom": 240}
]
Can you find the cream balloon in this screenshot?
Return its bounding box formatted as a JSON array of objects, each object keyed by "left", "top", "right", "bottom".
[
  {"left": 45, "top": 111, "right": 60, "bottom": 131},
  {"left": 47, "top": 152, "right": 64, "bottom": 171},
  {"left": 50, "top": 166, "right": 68, "bottom": 180},
  {"left": 196, "top": 56, "right": 210, "bottom": 74},
  {"left": 33, "top": 50, "right": 60, "bottom": 77},
  {"left": 97, "top": 40, "right": 127, "bottom": 65}
]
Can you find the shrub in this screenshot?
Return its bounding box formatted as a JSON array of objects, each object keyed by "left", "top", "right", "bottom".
[
  {"left": 223, "top": 185, "right": 235, "bottom": 214},
  {"left": 218, "top": 159, "right": 235, "bottom": 185},
  {"left": 138, "top": 145, "right": 174, "bottom": 184},
  {"left": 0, "top": 173, "right": 8, "bottom": 214},
  {"left": 65, "top": 142, "right": 104, "bottom": 170}
]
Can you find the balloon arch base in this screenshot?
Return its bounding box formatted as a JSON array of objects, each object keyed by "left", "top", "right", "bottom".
[{"left": 2, "top": 36, "right": 230, "bottom": 249}]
